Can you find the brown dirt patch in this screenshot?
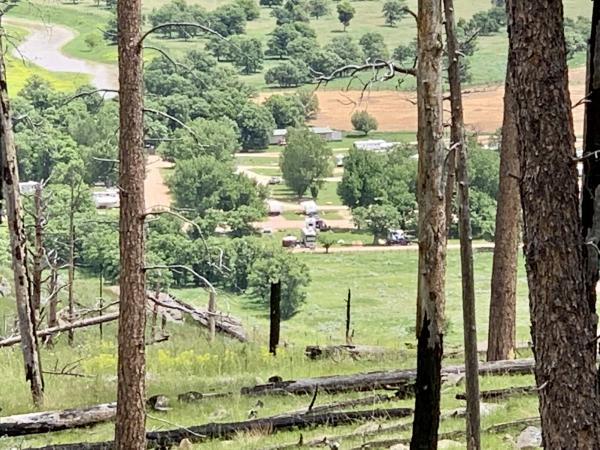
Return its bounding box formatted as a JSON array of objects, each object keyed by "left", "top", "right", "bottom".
[{"left": 259, "top": 67, "right": 587, "bottom": 136}]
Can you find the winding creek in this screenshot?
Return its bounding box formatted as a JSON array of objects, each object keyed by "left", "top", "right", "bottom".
[{"left": 5, "top": 17, "right": 118, "bottom": 91}]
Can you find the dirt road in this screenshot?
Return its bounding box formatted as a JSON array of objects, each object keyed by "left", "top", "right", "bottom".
[
  {"left": 5, "top": 17, "right": 119, "bottom": 92},
  {"left": 145, "top": 155, "right": 173, "bottom": 209}
]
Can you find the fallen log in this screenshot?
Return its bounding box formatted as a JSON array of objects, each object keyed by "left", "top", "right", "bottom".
[
  {"left": 456, "top": 385, "right": 536, "bottom": 401},
  {"left": 0, "top": 313, "right": 119, "bottom": 348},
  {"left": 305, "top": 345, "right": 389, "bottom": 360},
  {"left": 149, "top": 293, "right": 247, "bottom": 342},
  {"left": 0, "top": 403, "right": 116, "bottom": 437},
  {"left": 242, "top": 358, "right": 535, "bottom": 396},
  {"left": 289, "top": 393, "right": 395, "bottom": 415},
  {"left": 29, "top": 407, "right": 414, "bottom": 450}
]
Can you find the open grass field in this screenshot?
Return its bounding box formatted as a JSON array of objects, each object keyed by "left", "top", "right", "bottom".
[
  {"left": 7, "top": 0, "right": 592, "bottom": 91},
  {"left": 0, "top": 243, "right": 536, "bottom": 449}
]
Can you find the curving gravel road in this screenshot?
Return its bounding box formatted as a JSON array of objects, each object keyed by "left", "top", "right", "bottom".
[{"left": 5, "top": 17, "right": 118, "bottom": 91}]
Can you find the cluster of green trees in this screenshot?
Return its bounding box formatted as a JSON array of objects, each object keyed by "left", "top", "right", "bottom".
[
  {"left": 338, "top": 139, "right": 499, "bottom": 241},
  {"left": 11, "top": 71, "right": 313, "bottom": 319}
]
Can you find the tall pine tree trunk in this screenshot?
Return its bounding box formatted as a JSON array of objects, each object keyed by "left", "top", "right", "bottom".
[
  {"left": 443, "top": 0, "right": 480, "bottom": 447},
  {"left": 114, "top": 0, "right": 146, "bottom": 448},
  {"left": 411, "top": 0, "right": 446, "bottom": 447},
  {"left": 509, "top": 0, "right": 600, "bottom": 445},
  {"left": 0, "top": 36, "right": 44, "bottom": 408},
  {"left": 582, "top": 0, "right": 600, "bottom": 364},
  {"left": 487, "top": 59, "right": 519, "bottom": 362}
]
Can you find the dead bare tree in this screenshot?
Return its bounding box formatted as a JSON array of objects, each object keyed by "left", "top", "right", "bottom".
[
  {"left": 0, "top": 32, "right": 44, "bottom": 407},
  {"left": 115, "top": 0, "right": 147, "bottom": 447},
  {"left": 443, "top": 0, "right": 480, "bottom": 447},
  {"left": 411, "top": 0, "right": 447, "bottom": 447}
]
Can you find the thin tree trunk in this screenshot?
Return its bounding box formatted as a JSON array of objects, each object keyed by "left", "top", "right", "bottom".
[
  {"left": 411, "top": 0, "right": 446, "bottom": 447},
  {"left": 487, "top": 60, "right": 519, "bottom": 362},
  {"left": 345, "top": 288, "right": 351, "bottom": 344},
  {"left": 269, "top": 281, "right": 281, "bottom": 355},
  {"left": 45, "top": 255, "right": 59, "bottom": 347},
  {"left": 31, "top": 183, "right": 44, "bottom": 315},
  {"left": 208, "top": 290, "right": 216, "bottom": 342},
  {"left": 509, "top": 0, "right": 600, "bottom": 446},
  {"left": 67, "top": 183, "right": 75, "bottom": 346},
  {"left": 443, "top": 0, "right": 480, "bottom": 447},
  {"left": 115, "top": 0, "right": 147, "bottom": 447},
  {"left": 0, "top": 38, "right": 44, "bottom": 408}
]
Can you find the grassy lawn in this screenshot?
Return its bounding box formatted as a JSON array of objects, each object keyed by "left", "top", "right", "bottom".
[
  {"left": 249, "top": 167, "right": 282, "bottom": 177},
  {"left": 317, "top": 181, "right": 342, "bottom": 205},
  {"left": 281, "top": 210, "right": 344, "bottom": 221},
  {"left": 235, "top": 155, "right": 280, "bottom": 166},
  {"left": 8, "top": 0, "right": 591, "bottom": 92}
]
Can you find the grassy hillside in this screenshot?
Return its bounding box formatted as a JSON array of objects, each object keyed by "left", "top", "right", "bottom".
[
  {"left": 6, "top": 0, "right": 592, "bottom": 91},
  {"left": 0, "top": 240, "right": 536, "bottom": 448}
]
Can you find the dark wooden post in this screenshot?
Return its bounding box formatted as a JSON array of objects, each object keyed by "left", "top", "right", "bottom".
[
  {"left": 269, "top": 281, "right": 281, "bottom": 355},
  {"left": 345, "top": 289, "right": 352, "bottom": 344},
  {"left": 99, "top": 269, "right": 104, "bottom": 340}
]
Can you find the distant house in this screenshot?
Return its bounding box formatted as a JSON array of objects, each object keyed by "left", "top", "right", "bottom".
[
  {"left": 19, "top": 181, "right": 40, "bottom": 195},
  {"left": 309, "top": 127, "right": 343, "bottom": 141},
  {"left": 269, "top": 126, "right": 343, "bottom": 145},
  {"left": 92, "top": 189, "right": 120, "bottom": 209},
  {"left": 353, "top": 139, "right": 398, "bottom": 152},
  {"left": 270, "top": 129, "right": 288, "bottom": 145}
]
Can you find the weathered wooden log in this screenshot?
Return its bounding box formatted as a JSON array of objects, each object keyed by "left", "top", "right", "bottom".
[
  {"left": 290, "top": 393, "right": 395, "bottom": 415},
  {"left": 149, "top": 293, "right": 247, "bottom": 342},
  {"left": 304, "top": 345, "right": 389, "bottom": 360},
  {"left": 242, "top": 358, "right": 534, "bottom": 396},
  {"left": 28, "top": 408, "right": 414, "bottom": 450},
  {"left": 0, "top": 403, "right": 116, "bottom": 437},
  {"left": 0, "top": 314, "right": 119, "bottom": 348},
  {"left": 456, "top": 385, "right": 536, "bottom": 401}
]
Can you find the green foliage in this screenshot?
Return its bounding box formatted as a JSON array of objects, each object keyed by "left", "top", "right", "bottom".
[
  {"left": 103, "top": 16, "right": 118, "bottom": 44},
  {"left": 351, "top": 110, "right": 378, "bottom": 135},
  {"left": 235, "top": 0, "right": 261, "bottom": 20},
  {"left": 325, "top": 35, "right": 363, "bottom": 64},
  {"left": 382, "top": 0, "right": 407, "bottom": 26},
  {"left": 211, "top": 4, "right": 248, "bottom": 36},
  {"left": 467, "top": 145, "right": 500, "bottom": 199},
  {"left": 337, "top": 1, "right": 355, "bottom": 31},
  {"left": 393, "top": 39, "right": 417, "bottom": 66},
  {"left": 469, "top": 191, "right": 497, "bottom": 241},
  {"left": 159, "top": 117, "right": 240, "bottom": 162},
  {"left": 264, "top": 61, "right": 309, "bottom": 87},
  {"left": 338, "top": 148, "right": 386, "bottom": 208},
  {"left": 295, "top": 87, "right": 320, "bottom": 120},
  {"left": 308, "top": 0, "right": 329, "bottom": 19},
  {"left": 248, "top": 249, "right": 310, "bottom": 319},
  {"left": 317, "top": 231, "right": 337, "bottom": 253},
  {"left": 564, "top": 17, "right": 591, "bottom": 60},
  {"left": 260, "top": 0, "right": 283, "bottom": 5},
  {"left": 230, "top": 36, "right": 264, "bottom": 74},
  {"left": 280, "top": 127, "right": 333, "bottom": 197},
  {"left": 169, "top": 155, "right": 267, "bottom": 214},
  {"left": 353, "top": 204, "right": 401, "bottom": 243},
  {"left": 84, "top": 32, "right": 102, "bottom": 50},
  {"left": 264, "top": 94, "right": 305, "bottom": 129},
  {"left": 359, "top": 32, "right": 389, "bottom": 61},
  {"left": 148, "top": 0, "right": 208, "bottom": 39},
  {"left": 467, "top": 6, "right": 506, "bottom": 35},
  {"left": 266, "top": 24, "right": 301, "bottom": 58},
  {"left": 271, "top": 0, "right": 310, "bottom": 24},
  {"left": 236, "top": 103, "right": 276, "bottom": 150}
]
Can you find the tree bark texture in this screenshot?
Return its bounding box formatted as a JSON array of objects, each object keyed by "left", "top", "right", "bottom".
[
  {"left": 509, "top": 0, "right": 600, "bottom": 446},
  {"left": 0, "top": 37, "right": 44, "bottom": 408},
  {"left": 488, "top": 61, "right": 520, "bottom": 362},
  {"left": 115, "top": 0, "right": 147, "bottom": 448},
  {"left": 443, "top": 0, "right": 480, "bottom": 447},
  {"left": 67, "top": 183, "right": 75, "bottom": 346},
  {"left": 31, "top": 183, "right": 44, "bottom": 314},
  {"left": 412, "top": 0, "right": 446, "bottom": 448},
  {"left": 582, "top": 0, "right": 600, "bottom": 369}
]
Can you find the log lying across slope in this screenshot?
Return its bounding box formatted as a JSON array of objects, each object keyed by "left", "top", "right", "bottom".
[
  {"left": 0, "top": 403, "right": 116, "bottom": 437},
  {"left": 242, "top": 358, "right": 535, "bottom": 395},
  {"left": 29, "top": 408, "right": 414, "bottom": 450},
  {"left": 149, "top": 292, "right": 247, "bottom": 342},
  {"left": 0, "top": 292, "right": 247, "bottom": 348}
]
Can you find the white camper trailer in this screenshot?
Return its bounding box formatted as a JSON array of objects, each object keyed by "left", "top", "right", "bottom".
[{"left": 301, "top": 200, "right": 318, "bottom": 216}]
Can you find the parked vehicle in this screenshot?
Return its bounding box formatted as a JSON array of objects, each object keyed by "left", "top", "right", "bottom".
[
  {"left": 282, "top": 235, "right": 298, "bottom": 248},
  {"left": 386, "top": 229, "right": 410, "bottom": 246},
  {"left": 301, "top": 227, "right": 317, "bottom": 249},
  {"left": 268, "top": 176, "right": 282, "bottom": 185},
  {"left": 301, "top": 200, "right": 318, "bottom": 216}
]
